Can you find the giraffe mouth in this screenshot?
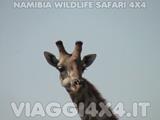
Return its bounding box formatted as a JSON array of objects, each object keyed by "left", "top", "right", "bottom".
[{"left": 65, "top": 79, "right": 83, "bottom": 93}]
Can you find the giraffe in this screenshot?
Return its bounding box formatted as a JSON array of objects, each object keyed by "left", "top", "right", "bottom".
[{"left": 44, "top": 41, "right": 118, "bottom": 120}]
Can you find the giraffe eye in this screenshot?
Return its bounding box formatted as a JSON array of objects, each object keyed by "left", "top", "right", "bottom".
[{"left": 58, "top": 66, "right": 65, "bottom": 72}]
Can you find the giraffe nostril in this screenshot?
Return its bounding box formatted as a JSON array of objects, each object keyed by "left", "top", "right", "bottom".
[
  {"left": 74, "top": 81, "right": 78, "bottom": 85},
  {"left": 71, "top": 79, "right": 80, "bottom": 86}
]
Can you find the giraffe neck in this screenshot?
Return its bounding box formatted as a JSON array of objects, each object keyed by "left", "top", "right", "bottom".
[{"left": 68, "top": 78, "right": 118, "bottom": 120}]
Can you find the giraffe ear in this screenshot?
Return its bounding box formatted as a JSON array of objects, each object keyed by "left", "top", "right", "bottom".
[
  {"left": 82, "top": 54, "right": 96, "bottom": 69},
  {"left": 44, "top": 51, "right": 58, "bottom": 67}
]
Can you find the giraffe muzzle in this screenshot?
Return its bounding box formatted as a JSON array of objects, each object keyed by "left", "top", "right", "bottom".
[{"left": 65, "top": 79, "right": 83, "bottom": 94}]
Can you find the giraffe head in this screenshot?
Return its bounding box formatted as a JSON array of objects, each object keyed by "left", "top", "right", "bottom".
[{"left": 44, "top": 41, "right": 96, "bottom": 94}]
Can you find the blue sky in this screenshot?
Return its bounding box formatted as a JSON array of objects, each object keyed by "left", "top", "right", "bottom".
[{"left": 0, "top": 0, "right": 160, "bottom": 120}]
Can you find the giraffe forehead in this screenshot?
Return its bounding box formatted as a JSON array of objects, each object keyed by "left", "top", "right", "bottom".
[
  {"left": 59, "top": 54, "right": 81, "bottom": 64},
  {"left": 58, "top": 55, "right": 73, "bottom": 66}
]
